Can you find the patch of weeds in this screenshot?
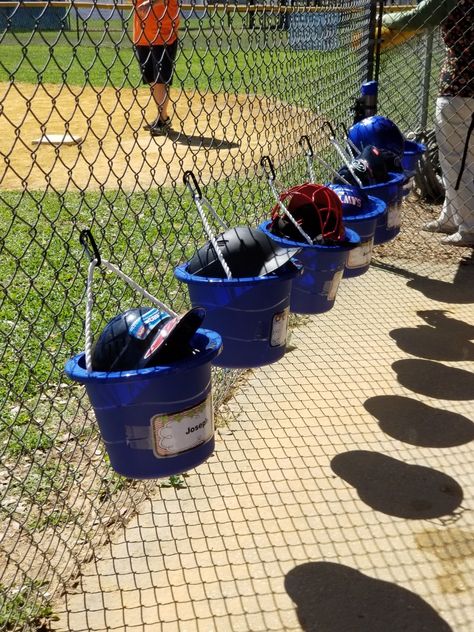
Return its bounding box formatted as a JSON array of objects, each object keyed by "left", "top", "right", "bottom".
[
  {"left": 0, "top": 580, "right": 58, "bottom": 631},
  {"left": 1, "top": 385, "right": 85, "bottom": 460},
  {"left": 159, "top": 474, "right": 189, "bottom": 489},
  {"left": 28, "top": 508, "right": 78, "bottom": 532},
  {"left": 214, "top": 405, "right": 236, "bottom": 430},
  {"left": 1, "top": 408, "right": 55, "bottom": 459},
  {"left": 98, "top": 465, "right": 132, "bottom": 502}
]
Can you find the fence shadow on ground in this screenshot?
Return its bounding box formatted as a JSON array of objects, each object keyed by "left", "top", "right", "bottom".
[
  {"left": 284, "top": 561, "right": 453, "bottom": 632},
  {"left": 372, "top": 256, "right": 474, "bottom": 304}
]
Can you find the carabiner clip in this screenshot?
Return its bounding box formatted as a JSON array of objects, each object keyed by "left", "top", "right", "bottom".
[
  {"left": 183, "top": 170, "right": 202, "bottom": 200},
  {"left": 79, "top": 229, "right": 101, "bottom": 266},
  {"left": 260, "top": 155, "right": 276, "bottom": 181},
  {"left": 299, "top": 135, "right": 314, "bottom": 157}
]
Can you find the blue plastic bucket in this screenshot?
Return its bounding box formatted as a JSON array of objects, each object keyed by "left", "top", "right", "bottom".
[
  {"left": 342, "top": 196, "right": 386, "bottom": 278},
  {"left": 402, "top": 140, "right": 426, "bottom": 173},
  {"left": 401, "top": 140, "right": 426, "bottom": 198},
  {"left": 258, "top": 222, "right": 360, "bottom": 314},
  {"left": 174, "top": 263, "right": 300, "bottom": 368},
  {"left": 363, "top": 172, "right": 405, "bottom": 245},
  {"left": 64, "top": 329, "right": 222, "bottom": 479}
]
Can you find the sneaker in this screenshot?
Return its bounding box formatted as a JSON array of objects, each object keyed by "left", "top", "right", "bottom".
[
  {"left": 143, "top": 117, "right": 160, "bottom": 131},
  {"left": 149, "top": 117, "right": 172, "bottom": 136},
  {"left": 440, "top": 232, "right": 474, "bottom": 247},
  {"left": 422, "top": 219, "right": 457, "bottom": 234}
]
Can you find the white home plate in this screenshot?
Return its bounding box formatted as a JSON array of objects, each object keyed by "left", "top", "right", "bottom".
[{"left": 32, "top": 133, "right": 82, "bottom": 146}]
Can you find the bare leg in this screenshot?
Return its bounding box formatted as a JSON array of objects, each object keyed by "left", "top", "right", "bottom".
[{"left": 151, "top": 83, "right": 170, "bottom": 122}]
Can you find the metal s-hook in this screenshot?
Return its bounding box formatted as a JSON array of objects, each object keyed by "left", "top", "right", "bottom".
[
  {"left": 183, "top": 170, "right": 202, "bottom": 200},
  {"left": 260, "top": 155, "right": 276, "bottom": 181},
  {"left": 79, "top": 229, "right": 101, "bottom": 266},
  {"left": 322, "top": 121, "right": 363, "bottom": 187},
  {"left": 339, "top": 122, "right": 349, "bottom": 138},
  {"left": 299, "top": 135, "right": 314, "bottom": 157},
  {"left": 322, "top": 120, "right": 337, "bottom": 140}
]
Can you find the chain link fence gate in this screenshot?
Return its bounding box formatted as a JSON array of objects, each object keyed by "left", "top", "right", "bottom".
[{"left": 0, "top": 1, "right": 471, "bottom": 629}]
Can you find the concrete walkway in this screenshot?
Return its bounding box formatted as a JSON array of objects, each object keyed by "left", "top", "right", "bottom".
[{"left": 55, "top": 263, "right": 474, "bottom": 632}]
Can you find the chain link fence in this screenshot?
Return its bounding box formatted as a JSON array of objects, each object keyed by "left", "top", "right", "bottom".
[{"left": 0, "top": 1, "right": 471, "bottom": 629}]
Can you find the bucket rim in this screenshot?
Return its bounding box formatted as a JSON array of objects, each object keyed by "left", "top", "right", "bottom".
[
  {"left": 341, "top": 195, "right": 387, "bottom": 223},
  {"left": 258, "top": 222, "right": 361, "bottom": 251},
  {"left": 403, "top": 140, "right": 427, "bottom": 155},
  {"left": 64, "top": 328, "right": 222, "bottom": 384},
  {"left": 174, "top": 259, "right": 302, "bottom": 285},
  {"left": 360, "top": 171, "right": 406, "bottom": 193}
]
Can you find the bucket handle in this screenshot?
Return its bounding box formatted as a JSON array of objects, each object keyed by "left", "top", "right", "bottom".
[
  {"left": 79, "top": 229, "right": 178, "bottom": 372},
  {"left": 298, "top": 135, "right": 352, "bottom": 187},
  {"left": 183, "top": 171, "right": 233, "bottom": 280},
  {"left": 260, "top": 155, "right": 313, "bottom": 246},
  {"left": 322, "top": 121, "right": 364, "bottom": 188}
]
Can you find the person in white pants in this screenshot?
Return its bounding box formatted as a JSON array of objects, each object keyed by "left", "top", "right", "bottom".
[
  {"left": 383, "top": 0, "right": 474, "bottom": 247},
  {"left": 432, "top": 97, "right": 474, "bottom": 245}
]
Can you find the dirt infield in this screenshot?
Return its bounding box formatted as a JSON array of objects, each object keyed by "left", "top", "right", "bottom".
[{"left": 0, "top": 82, "right": 317, "bottom": 192}]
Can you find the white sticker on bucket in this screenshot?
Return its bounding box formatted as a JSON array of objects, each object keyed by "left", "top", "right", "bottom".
[
  {"left": 387, "top": 202, "right": 402, "bottom": 229},
  {"left": 346, "top": 238, "right": 374, "bottom": 269},
  {"left": 270, "top": 307, "right": 289, "bottom": 347},
  {"left": 151, "top": 395, "right": 213, "bottom": 458},
  {"left": 325, "top": 269, "right": 344, "bottom": 301}
]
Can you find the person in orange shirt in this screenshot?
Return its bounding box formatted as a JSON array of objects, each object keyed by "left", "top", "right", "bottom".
[{"left": 133, "top": 0, "right": 180, "bottom": 135}]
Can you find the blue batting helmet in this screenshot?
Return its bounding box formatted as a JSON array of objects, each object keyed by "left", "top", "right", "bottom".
[{"left": 348, "top": 115, "right": 405, "bottom": 157}]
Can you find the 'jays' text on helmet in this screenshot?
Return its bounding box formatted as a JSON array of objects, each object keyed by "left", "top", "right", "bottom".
[
  {"left": 336, "top": 145, "right": 393, "bottom": 186},
  {"left": 91, "top": 306, "right": 205, "bottom": 371},
  {"left": 186, "top": 226, "right": 301, "bottom": 278},
  {"left": 270, "top": 183, "right": 346, "bottom": 244},
  {"left": 348, "top": 115, "right": 405, "bottom": 157},
  {"left": 327, "top": 184, "right": 370, "bottom": 217}
]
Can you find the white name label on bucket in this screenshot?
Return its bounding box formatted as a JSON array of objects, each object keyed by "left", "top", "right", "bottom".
[
  {"left": 346, "top": 238, "right": 374, "bottom": 269},
  {"left": 270, "top": 307, "right": 289, "bottom": 347},
  {"left": 151, "top": 395, "right": 213, "bottom": 458},
  {"left": 387, "top": 203, "right": 402, "bottom": 229},
  {"left": 325, "top": 269, "right": 344, "bottom": 301}
]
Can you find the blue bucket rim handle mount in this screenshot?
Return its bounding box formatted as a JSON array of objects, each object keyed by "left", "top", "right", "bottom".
[
  {"left": 257, "top": 224, "right": 361, "bottom": 251},
  {"left": 328, "top": 192, "right": 387, "bottom": 223},
  {"left": 360, "top": 171, "right": 406, "bottom": 194},
  {"left": 174, "top": 259, "right": 303, "bottom": 285},
  {"left": 65, "top": 328, "right": 223, "bottom": 384}
]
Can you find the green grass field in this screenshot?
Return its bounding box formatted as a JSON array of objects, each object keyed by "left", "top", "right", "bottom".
[{"left": 0, "top": 15, "right": 359, "bottom": 104}]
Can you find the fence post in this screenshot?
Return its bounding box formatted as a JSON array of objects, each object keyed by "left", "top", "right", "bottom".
[
  {"left": 365, "top": 0, "right": 380, "bottom": 83},
  {"left": 420, "top": 27, "right": 434, "bottom": 130}
]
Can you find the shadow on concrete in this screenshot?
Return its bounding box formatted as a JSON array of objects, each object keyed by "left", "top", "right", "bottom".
[
  {"left": 364, "top": 395, "right": 474, "bottom": 447},
  {"left": 389, "top": 326, "right": 474, "bottom": 361},
  {"left": 285, "top": 561, "right": 453, "bottom": 632},
  {"left": 372, "top": 254, "right": 474, "bottom": 304},
  {"left": 392, "top": 359, "right": 474, "bottom": 400},
  {"left": 331, "top": 450, "right": 463, "bottom": 519},
  {"left": 417, "top": 310, "right": 474, "bottom": 338},
  {"left": 390, "top": 309, "right": 474, "bottom": 362}
]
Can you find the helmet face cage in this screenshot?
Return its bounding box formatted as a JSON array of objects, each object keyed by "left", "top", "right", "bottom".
[
  {"left": 348, "top": 115, "right": 405, "bottom": 157},
  {"left": 271, "top": 183, "right": 345, "bottom": 243}
]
